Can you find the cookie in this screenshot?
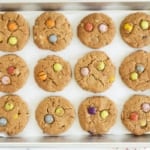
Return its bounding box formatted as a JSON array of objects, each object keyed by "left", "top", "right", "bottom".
[
  {"left": 0, "top": 54, "right": 29, "bottom": 93},
  {"left": 77, "top": 13, "right": 115, "bottom": 49},
  {"left": 0, "top": 95, "right": 29, "bottom": 136},
  {"left": 34, "top": 55, "right": 71, "bottom": 92},
  {"left": 0, "top": 12, "right": 29, "bottom": 52},
  {"left": 119, "top": 50, "right": 150, "bottom": 91},
  {"left": 120, "top": 12, "right": 150, "bottom": 48},
  {"left": 74, "top": 51, "right": 115, "bottom": 93},
  {"left": 35, "top": 96, "right": 75, "bottom": 135},
  {"left": 33, "top": 12, "right": 73, "bottom": 51},
  {"left": 121, "top": 95, "right": 150, "bottom": 135},
  {"left": 78, "top": 96, "right": 117, "bottom": 135}
]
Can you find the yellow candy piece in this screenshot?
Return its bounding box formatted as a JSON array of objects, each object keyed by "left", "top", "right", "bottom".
[
  {"left": 97, "top": 61, "right": 105, "bottom": 71},
  {"left": 140, "top": 120, "right": 147, "bottom": 127},
  {"left": 4, "top": 102, "right": 14, "bottom": 111},
  {"left": 8, "top": 36, "right": 18, "bottom": 45},
  {"left": 13, "top": 114, "right": 18, "bottom": 119},
  {"left": 124, "top": 23, "right": 133, "bottom": 33},
  {"left": 100, "top": 110, "right": 109, "bottom": 119},
  {"left": 109, "top": 76, "right": 115, "bottom": 83},
  {"left": 38, "top": 71, "right": 47, "bottom": 81},
  {"left": 140, "top": 20, "right": 149, "bottom": 30},
  {"left": 53, "top": 63, "right": 63, "bottom": 72},
  {"left": 55, "top": 107, "right": 65, "bottom": 116},
  {"left": 130, "top": 72, "right": 138, "bottom": 81}
]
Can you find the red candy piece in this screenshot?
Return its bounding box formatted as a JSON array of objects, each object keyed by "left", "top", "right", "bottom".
[
  {"left": 84, "top": 23, "right": 93, "bottom": 32},
  {"left": 7, "top": 66, "right": 15, "bottom": 75},
  {"left": 130, "top": 112, "right": 138, "bottom": 121}
]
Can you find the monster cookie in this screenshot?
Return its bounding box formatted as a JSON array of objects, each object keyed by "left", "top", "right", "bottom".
[
  {"left": 120, "top": 12, "right": 150, "bottom": 48},
  {"left": 0, "top": 54, "right": 29, "bottom": 93},
  {"left": 35, "top": 96, "right": 75, "bottom": 135},
  {"left": 0, "top": 12, "right": 29, "bottom": 52},
  {"left": 78, "top": 96, "right": 117, "bottom": 135},
  {"left": 74, "top": 51, "right": 115, "bottom": 93},
  {"left": 34, "top": 55, "right": 71, "bottom": 92},
  {"left": 33, "top": 12, "right": 73, "bottom": 51},
  {"left": 77, "top": 13, "right": 115, "bottom": 49},
  {"left": 119, "top": 50, "right": 150, "bottom": 91},
  {"left": 121, "top": 95, "right": 150, "bottom": 135},
  {"left": 0, "top": 95, "right": 29, "bottom": 135}
]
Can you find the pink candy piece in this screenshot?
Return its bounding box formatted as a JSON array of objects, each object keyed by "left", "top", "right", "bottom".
[
  {"left": 142, "top": 103, "right": 150, "bottom": 112},
  {"left": 1, "top": 76, "right": 11, "bottom": 85},
  {"left": 99, "top": 24, "right": 108, "bottom": 33},
  {"left": 81, "top": 67, "right": 89, "bottom": 76}
]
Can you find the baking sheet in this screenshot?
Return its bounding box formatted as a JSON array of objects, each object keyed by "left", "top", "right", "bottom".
[{"left": 0, "top": 10, "right": 150, "bottom": 138}]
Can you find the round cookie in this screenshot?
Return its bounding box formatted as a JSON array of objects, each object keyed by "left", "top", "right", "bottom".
[
  {"left": 77, "top": 13, "right": 115, "bottom": 49},
  {"left": 33, "top": 12, "right": 73, "bottom": 51},
  {"left": 120, "top": 12, "right": 150, "bottom": 48},
  {"left": 121, "top": 95, "right": 150, "bottom": 135},
  {"left": 78, "top": 96, "right": 117, "bottom": 135},
  {"left": 35, "top": 96, "right": 75, "bottom": 135},
  {"left": 0, "top": 54, "right": 29, "bottom": 93},
  {"left": 119, "top": 50, "right": 150, "bottom": 91},
  {"left": 74, "top": 51, "right": 116, "bottom": 93},
  {"left": 0, "top": 95, "right": 29, "bottom": 136},
  {"left": 34, "top": 55, "right": 71, "bottom": 92},
  {"left": 0, "top": 12, "right": 29, "bottom": 52}
]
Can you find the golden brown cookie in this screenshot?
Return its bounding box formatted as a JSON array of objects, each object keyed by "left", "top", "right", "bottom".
[
  {"left": 78, "top": 96, "right": 117, "bottom": 135},
  {"left": 120, "top": 12, "right": 150, "bottom": 48},
  {"left": 34, "top": 55, "right": 71, "bottom": 92},
  {"left": 35, "top": 96, "right": 75, "bottom": 135},
  {"left": 0, "top": 95, "right": 29, "bottom": 136},
  {"left": 33, "top": 12, "right": 73, "bottom": 51},
  {"left": 0, "top": 54, "right": 29, "bottom": 93},
  {"left": 74, "top": 51, "right": 116, "bottom": 93},
  {"left": 0, "top": 12, "right": 29, "bottom": 52},
  {"left": 121, "top": 95, "right": 150, "bottom": 135},
  {"left": 77, "top": 13, "right": 115, "bottom": 49},
  {"left": 119, "top": 50, "right": 150, "bottom": 91}
]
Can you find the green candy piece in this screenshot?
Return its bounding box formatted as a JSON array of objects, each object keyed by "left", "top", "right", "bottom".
[
  {"left": 140, "top": 20, "right": 149, "bottom": 30},
  {"left": 100, "top": 110, "right": 109, "bottom": 119},
  {"left": 53, "top": 63, "right": 62, "bottom": 72},
  {"left": 8, "top": 36, "right": 18, "bottom": 45},
  {"left": 97, "top": 61, "right": 105, "bottom": 71}
]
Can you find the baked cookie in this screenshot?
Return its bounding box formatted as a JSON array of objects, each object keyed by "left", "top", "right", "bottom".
[
  {"left": 34, "top": 55, "right": 71, "bottom": 92},
  {"left": 119, "top": 50, "right": 150, "bottom": 91},
  {"left": 0, "top": 12, "right": 29, "bottom": 52},
  {"left": 78, "top": 96, "right": 117, "bottom": 135},
  {"left": 120, "top": 12, "right": 150, "bottom": 48},
  {"left": 33, "top": 12, "right": 73, "bottom": 51},
  {"left": 0, "top": 54, "right": 29, "bottom": 93},
  {"left": 77, "top": 13, "right": 115, "bottom": 49},
  {"left": 35, "top": 96, "right": 75, "bottom": 135},
  {"left": 74, "top": 51, "right": 115, "bottom": 93},
  {"left": 0, "top": 95, "right": 29, "bottom": 136},
  {"left": 122, "top": 95, "right": 150, "bottom": 135}
]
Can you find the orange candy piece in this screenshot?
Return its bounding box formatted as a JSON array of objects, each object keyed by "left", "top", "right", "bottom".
[
  {"left": 7, "top": 21, "right": 18, "bottom": 32},
  {"left": 45, "top": 19, "right": 55, "bottom": 28}
]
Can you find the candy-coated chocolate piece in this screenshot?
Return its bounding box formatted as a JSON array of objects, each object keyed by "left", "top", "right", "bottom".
[
  {"left": 45, "top": 19, "right": 55, "bottom": 28},
  {"left": 5, "top": 102, "right": 14, "bottom": 111},
  {"left": 100, "top": 110, "right": 109, "bottom": 119},
  {"left": 124, "top": 23, "right": 133, "bottom": 33},
  {"left": 136, "top": 64, "right": 145, "bottom": 73},
  {"left": 84, "top": 23, "right": 93, "bottom": 32},
  {"left": 44, "top": 114, "right": 54, "bottom": 124},
  {"left": 130, "top": 72, "right": 138, "bottom": 80},
  {"left": 140, "top": 20, "right": 149, "bottom": 30},
  {"left": 0, "top": 117, "right": 7, "bottom": 126},
  {"left": 8, "top": 36, "right": 18, "bottom": 45},
  {"left": 7, "top": 21, "right": 18, "bottom": 32},
  {"left": 130, "top": 112, "right": 138, "bottom": 121},
  {"left": 109, "top": 76, "right": 115, "bottom": 83},
  {"left": 99, "top": 24, "right": 108, "bottom": 33},
  {"left": 1, "top": 76, "right": 11, "bottom": 85},
  {"left": 13, "top": 114, "right": 19, "bottom": 119},
  {"left": 97, "top": 61, "right": 105, "bottom": 71},
  {"left": 142, "top": 103, "right": 150, "bottom": 112},
  {"left": 48, "top": 34, "right": 57, "bottom": 43},
  {"left": 7, "top": 66, "right": 15, "bottom": 75},
  {"left": 81, "top": 67, "right": 89, "bottom": 76},
  {"left": 55, "top": 107, "right": 65, "bottom": 116},
  {"left": 140, "top": 120, "right": 147, "bottom": 127},
  {"left": 53, "top": 63, "right": 62, "bottom": 72},
  {"left": 38, "top": 71, "right": 47, "bottom": 81},
  {"left": 88, "top": 106, "right": 96, "bottom": 115}
]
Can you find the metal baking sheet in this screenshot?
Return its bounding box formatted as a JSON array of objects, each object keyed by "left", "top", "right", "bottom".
[{"left": 0, "top": 1, "right": 150, "bottom": 148}]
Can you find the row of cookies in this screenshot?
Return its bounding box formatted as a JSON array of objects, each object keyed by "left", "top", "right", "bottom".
[
  {"left": 0, "top": 11, "right": 150, "bottom": 52},
  {"left": 0, "top": 50, "right": 149, "bottom": 93},
  {"left": 0, "top": 94, "right": 149, "bottom": 136}
]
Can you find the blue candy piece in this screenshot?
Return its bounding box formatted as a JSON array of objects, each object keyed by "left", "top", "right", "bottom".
[
  {"left": 48, "top": 34, "right": 57, "bottom": 43},
  {"left": 0, "top": 117, "right": 7, "bottom": 126},
  {"left": 44, "top": 114, "right": 54, "bottom": 124}
]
